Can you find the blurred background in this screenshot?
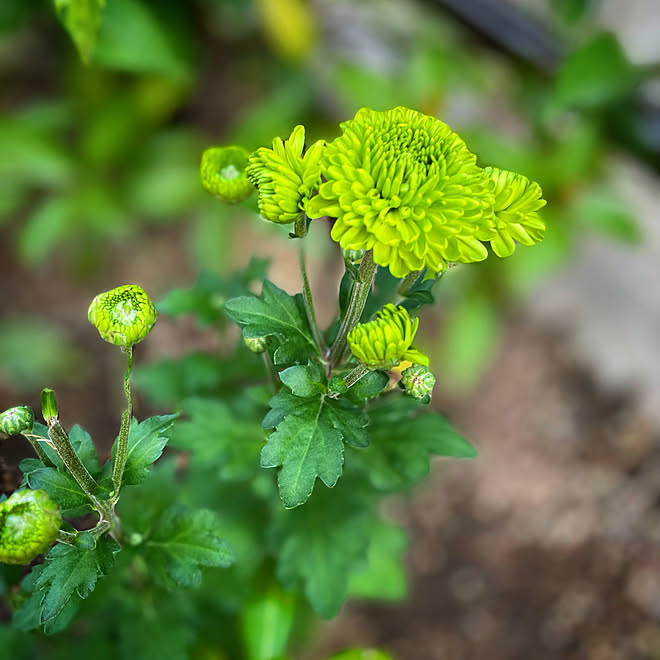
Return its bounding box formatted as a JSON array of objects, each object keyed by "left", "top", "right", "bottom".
[{"left": 2, "top": 0, "right": 660, "bottom": 657}]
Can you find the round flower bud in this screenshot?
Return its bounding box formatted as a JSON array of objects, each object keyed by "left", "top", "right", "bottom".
[
  {"left": 200, "top": 146, "right": 255, "bottom": 203},
  {"left": 400, "top": 364, "right": 436, "bottom": 399},
  {"left": 0, "top": 489, "right": 62, "bottom": 565},
  {"left": 0, "top": 406, "right": 34, "bottom": 436},
  {"left": 347, "top": 304, "right": 429, "bottom": 369},
  {"left": 88, "top": 285, "right": 157, "bottom": 348},
  {"left": 244, "top": 335, "right": 269, "bottom": 354}
]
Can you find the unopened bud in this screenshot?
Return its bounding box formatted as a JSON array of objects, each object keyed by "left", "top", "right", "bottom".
[
  {"left": 400, "top": 364, "right": 436, "bottom": 399},
  {"left": 244, "top": 335, "right": 269, "bottom": 354},
  {"left": 88, "top": 285, "right": 157, "bottom": 348},
  {"left": 0, "top": 406, "right": 34, "bottom": 436}
]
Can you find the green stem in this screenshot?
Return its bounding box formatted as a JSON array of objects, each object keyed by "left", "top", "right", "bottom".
[
  {"left": 56, "top": 530, "right": 77, "bottom": 546},
  {"left": 112, "top": 346, "right": 133, "bottom": 498},
  {"left": 329, "top": 250, "right": 377, "bottom": 369},
  {"left": 25, "top": 434, "right": 56, "bottom": 468},
  {"left": 328, "top": 364, "right": 371, "bottom": 398},
  {"left": 47, "top": 420, "right": 103, "bottom": 509},
  {"left": 292, "top": 213, "right": 307, "bottom": 238},
  {"left": 262, "top": 350, "right": 279, "bottom": 393},
  {"left": 397, "top": 270, "right": 421, "bottom": 298},
  {"left": 298, "top": 243, "right": 325, "bottom": 353}
]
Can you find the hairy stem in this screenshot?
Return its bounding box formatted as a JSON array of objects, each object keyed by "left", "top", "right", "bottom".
[
  {"left": 47, "top": 420, "right": 104, "bottom": 510},
  {"left": 328, "top": 364, "right": 371, "bottom": 398},
  {"left": 25, "top": 434, "right": 56, "bottom": 468},
  {"left": 298, "top": 242, "right": 325, "bottom": 353},
  {"left": 329, "top": 250, "right": 377, "bottom": 369},
  {"left": 111, "top": 346, "right": 133, "bottom": 497},
  {"left": 397, "top": 270, "right": 421, "bottom": 298}
]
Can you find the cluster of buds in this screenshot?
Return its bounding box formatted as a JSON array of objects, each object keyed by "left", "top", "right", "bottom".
[{"left": 0, "top": 405, "right": 34, "bottom": 436}]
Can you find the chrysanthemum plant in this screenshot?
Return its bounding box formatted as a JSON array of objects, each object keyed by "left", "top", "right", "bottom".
[{"left": 0, "top": 107, "right": 545, "bottom": 659}]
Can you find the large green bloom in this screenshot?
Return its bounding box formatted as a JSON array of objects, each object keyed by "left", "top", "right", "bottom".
[
  {"left": 246, "top": 125, "right": 325, "bottom": 224},
  {"left": 306, "top": 107, "right": 496, "bottom": 278},
  {"left": 484, "top": 166, "right": 546, "bottom": 258},
  {"left": 347, "top": 304, "right": 428, "bottom": 369}
]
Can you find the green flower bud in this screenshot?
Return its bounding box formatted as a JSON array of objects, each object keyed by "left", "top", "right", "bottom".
[
  {"left": 246, "top": 125, "right": 325, "bottom": 224},
  {"left": 41, "top": 388, "right": 59, "bottom": 423},
  {"left": 0, "top": 406, "right": 34, "bottom": 435},
  {"left": 88, "top": 285, "right": 157, "bottom": 348},
  {"left": 347, "top": 304, "right": 429, "bottom": 369},
  {"left": 0, "top": 489, "right": 61, "bottom": 565},
  {"left": 244, "top": 335, "right": 269, "bottom": 353},
  {"left": 200, "top": 146, "right": 255, "bottom": 203},
  {"left": 400, "top": 364, "right": 436, "bottom": 399},
  {"left": 484, "top": 166, "right": 546, "bottom": 258}
]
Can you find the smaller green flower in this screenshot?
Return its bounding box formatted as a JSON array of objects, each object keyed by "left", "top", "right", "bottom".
[
  {"left": 0, "top": 406, "right": 34, "bottom": 435},
  {"left": 0, "top": 489, "right": 61, "bottom": 565},
  {"left": 400, "top": 364, "right": 436, "bottom": 399},
  {"left": 347, "top": 304, "right": 428, "bottom": 369},
  {"left": 88, "top": 285, "right": 157, "bottom": 348},
  {"left": 200, "top": 146, "right": 255, "bottom": 203},
  {"left": 484, "top": 166, "right": 546, "bottom": 258},
  {"left": 246, "top": 125, "right": 325, "bottom": 224}
]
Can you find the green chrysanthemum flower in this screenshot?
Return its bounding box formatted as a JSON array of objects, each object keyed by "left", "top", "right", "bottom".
[
  {"left": 484, "top": 166, "right": 546, "bottom": 258},
  {"left": 0, "top": 489, "right": 61, "bottom": 565},
  {"left": 347, "top": 304, "right": 428, "bottom": 369},
  {"left": 88, "top": 285, "right": 157, "bottom": 348},
  {"left": 200, "top": 146, "right": 255, "bottom": 203},
  {"left": 400, "top": 364, "right": 436, "bottom": 399},
  {"left": 246, "top": 125, "right": 325, "bottom": 224},
  {"left": 306, "top": 107, "right": 496, "bottom": 278},
  {"left": 0, "top": 406, "right": 34, "bottom": 436}
]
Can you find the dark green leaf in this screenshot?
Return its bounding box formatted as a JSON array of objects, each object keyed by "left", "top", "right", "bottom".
[
  {"left": 279, "top": 363, "right": 326, "bottom": 397},
  {"left": 26, "top": 467, "right": 90, "bottom": 515},
  {"left": 269, "top": 479, "right": 374, "bottom": 618},
  {"left": 141, "top": 506, "right": 235, "bottom": 588},
  {"left": 262, "top": 391, "right": 368, "bottom": 507},
  {"left": 225, "top": 280, "right": 319, "bottom": 365},
  {"left": 349, "top": 398, "right": 476, "bottom": 491},
  {"left": 348, "top": 520, "right": 408, "bottom": 601},
  {"left": 68, "top": 425, "right": 100, "bottom": 475},
  {"left": 13, "top": 537, "right": 119, "bottom": 630},
  {"left": 345, "top": 370, "right": 389, "bottom": 404},
  {"left": 169, "top": 398, "right": 265, "bottom": 481},
  {"left": 113, "top": 414, "right": 177, "bottom": 486}
]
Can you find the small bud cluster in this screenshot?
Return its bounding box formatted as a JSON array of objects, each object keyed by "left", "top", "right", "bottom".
[{"left": 0, "top": 406, "right": 34, "bottom": 436}]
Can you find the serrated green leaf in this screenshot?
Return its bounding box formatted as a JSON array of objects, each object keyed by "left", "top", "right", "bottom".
[
  {"left": 279, "top": 363, "right": 326, "bottom": 397},
  {"left": 169, "top": 398, "right": 265, "bottom": 481},
  {"left": 345, "top": 370, "right": 389, "bottom": 404},
  {"left": 112, "top": 414, "right": 177, "bottom": 486},
  {"left": 269, "top": 479, "right": 374, "bottom": 618},
  {"left": 26, "top": 467, "right": 90, "bottom": 515},
  {"left": 262, "top": 391, "right": 368, "bottom": 507},
  {"left": 142, "top": 506, "right": 234, "bottom": 589},
  {"left": 225, "top": 280, "right": 319, "bottom": 365},
  {"left": 16, "top": 537, "right": 119, "bottom": 629},
  {"left": 68, "top": 425, "right": 100, "bottom": 475},
  {"left": 349, "top": 398, "right": 476, "bottom": 491}
]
